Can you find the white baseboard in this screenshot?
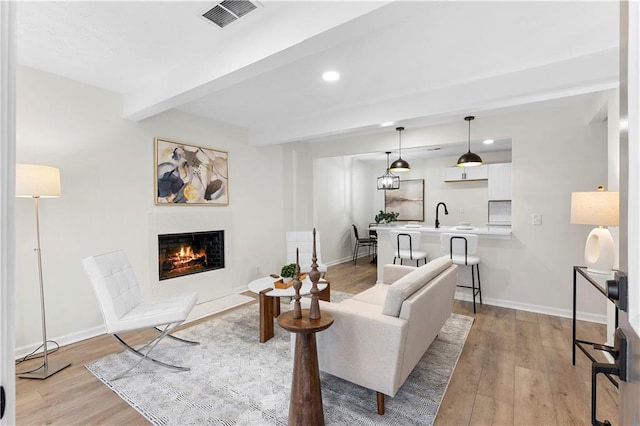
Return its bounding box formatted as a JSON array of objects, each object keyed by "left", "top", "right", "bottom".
[
  {"left": 15, "top": 291, "right": 255, "bottom": 360},
  {"left": 327, "top": 253, "right": 375, "bottom": 266},
  {"left": 187, "top": 293, "right": 254, "bottom": 324},
  {"left": 454, "top": 292, "right": 607, "bottom": 324},
  {"left": 15, "top": 325, "right": 105, "bottom": 360},
  {"left": 326, "top": 256, "right": 352, "bottom": 266}
]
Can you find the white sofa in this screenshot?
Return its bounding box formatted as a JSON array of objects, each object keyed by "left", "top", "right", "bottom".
[{"left": 306, "top": 255, "right": 457, "bottom": 414}]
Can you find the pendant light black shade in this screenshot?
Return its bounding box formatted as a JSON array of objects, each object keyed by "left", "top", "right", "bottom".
[
  {"left": 377, "top": 151, "right": 400, "bottom": 190},
  {"left": 457, "top": 116, "right": 483, "bottom": 167},
  {"left": 389, "top": 127, "right": 410, "bottom": 172}
]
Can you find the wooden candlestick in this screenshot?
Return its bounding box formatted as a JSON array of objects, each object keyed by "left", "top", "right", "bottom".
[
  {"left": 292, "top": 249, "right": 302, "bottom": 319},
  {"left": 308, "top": 228, "right": 321, "bottom": 320}
]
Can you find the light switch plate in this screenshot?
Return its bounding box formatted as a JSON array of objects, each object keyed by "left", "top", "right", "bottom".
[{"left": 532, "top": 214, "right": 543, "bottom": 225}]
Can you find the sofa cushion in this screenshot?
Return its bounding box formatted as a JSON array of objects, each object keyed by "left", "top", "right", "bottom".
[
  {"left": 381, "top": 255, "right": 453, "bottom": 317},
  {"left": 382, "top": 264, "right": 417, "bottom": 285},
  {"left": 338, "top": 298, "right": 385, "bottom": 315},
  {"left": 351, "top": 283, "right": 390, "bottom": 306}
]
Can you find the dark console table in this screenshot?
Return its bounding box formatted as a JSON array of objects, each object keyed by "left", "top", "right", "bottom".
[{"left": 572, "top": 265, "right": 619, "bottom": 387}]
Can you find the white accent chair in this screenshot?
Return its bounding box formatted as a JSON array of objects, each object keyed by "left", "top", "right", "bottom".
[
  {"left": 81, "top": 250, "right": 198, "bottom": 379},
  {"left": 390, "top": 230, "right": 428, "bottom": 266},
  {"left": 286, "top": 231, "right": 328, "bottom": 273},
  {"left": 440, "top": 233, "right": 483, "bottom": 313}
]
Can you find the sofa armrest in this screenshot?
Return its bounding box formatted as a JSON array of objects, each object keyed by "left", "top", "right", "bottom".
[
  {"left": 382, "top": 264, "right": 417, "bottom": 285},
  {"left": 310, "top": 299, "right": 409, "bottom": 397}
]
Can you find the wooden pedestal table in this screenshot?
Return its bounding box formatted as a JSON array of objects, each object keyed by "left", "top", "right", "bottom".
[
  {"left": 247, "top": 276, "right": 330, "bottom": 343},
  {"left": 278, "top": 309, "right": 334, "bottom": 426}
]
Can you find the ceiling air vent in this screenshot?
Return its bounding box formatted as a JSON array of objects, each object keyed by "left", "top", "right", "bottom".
[{"left": 202, "top": 1, "right": 258, "bottom": 28}]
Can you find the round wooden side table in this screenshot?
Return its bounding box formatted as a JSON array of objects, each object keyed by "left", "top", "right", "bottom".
[{"left": 278, "top": 309, "right": 334, "bottom": 426}]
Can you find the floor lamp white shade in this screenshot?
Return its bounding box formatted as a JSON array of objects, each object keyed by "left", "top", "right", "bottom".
[
  {"left": 570, "top": 188, "right": 619, "bottom": 275},
  {"left": 15, "top": 164, "right": 61, "bottom": 198},
  {"left": 15, "top": 163, "right": 70, "bottom": 379}
]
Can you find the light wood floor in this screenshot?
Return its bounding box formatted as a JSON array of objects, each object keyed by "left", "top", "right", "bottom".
[{"left": 15, "top": 258, "right": 618, "bottom": 425}]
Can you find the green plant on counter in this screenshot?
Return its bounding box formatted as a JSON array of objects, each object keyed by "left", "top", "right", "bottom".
[
  {"left": 280, "top": 263, "right": 297, "bottom": 278},
  {"left": 375, "top": 210, "right": 400, "bottom": 224}
]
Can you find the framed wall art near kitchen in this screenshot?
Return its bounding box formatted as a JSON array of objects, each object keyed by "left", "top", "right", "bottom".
[
  {"left": 385, "top": 179, "right": 424, "bottom": 221},
  {"left": 155, "top": 137, "right": 229, "bottom": 205}
]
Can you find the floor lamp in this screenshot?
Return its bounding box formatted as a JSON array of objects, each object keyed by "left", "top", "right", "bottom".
[{"left": 15, "top": 164, "right": 71, "bottom": 379}]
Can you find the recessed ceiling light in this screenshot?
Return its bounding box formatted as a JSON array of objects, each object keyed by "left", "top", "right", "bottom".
[
  {"left": 483, "top": 139, "right": 494, "bottom": 144},
  {"left": 322, "top": 71, "right": 340, "bottom": 82},
  {"left": 380, "top": 121, "right": 396, "bottom": 127}
]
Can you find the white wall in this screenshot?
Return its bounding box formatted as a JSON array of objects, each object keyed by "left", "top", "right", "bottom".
[
  {"left": 313, "top": 156, "right": 373, "bottom": 264},
  {"left": 290, "top": 95, "right": 611, "bottom": 321},
  {"left": 15, "top": 66, "right": 285, "bottom": 353}
]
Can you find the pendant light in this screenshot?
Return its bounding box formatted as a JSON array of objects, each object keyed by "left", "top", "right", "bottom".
[
  {"left": 457, "top": 116, "right": 483, "bottom": 167},
  {"left": 389, "top": 127, "right": 410, "bottom": 172},
  {"left": 377, "top": 151, "right": 400, "bottom": 190}
]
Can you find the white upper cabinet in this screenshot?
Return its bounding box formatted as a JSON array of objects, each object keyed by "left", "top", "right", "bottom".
[
  {"left": 487, "top": 163, "right": 512, "bottom": 200},
  {"left": 443, "top": 165, "right": 488, "bottom": 182}
]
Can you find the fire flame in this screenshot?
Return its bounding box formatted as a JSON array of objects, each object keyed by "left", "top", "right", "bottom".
[
  {"left": 179, "top": 245, "right": 194, "bottom": 258},
  {"left": 169, "top": 245, "right": 207, "bottom": 267}
]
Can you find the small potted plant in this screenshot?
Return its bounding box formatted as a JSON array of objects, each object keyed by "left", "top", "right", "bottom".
[
  {"left": 374, "top": 210, "right": 400, "bottom": 224},
  {"left": 280, "top": 263, "right": 297, "bottom": 283}
]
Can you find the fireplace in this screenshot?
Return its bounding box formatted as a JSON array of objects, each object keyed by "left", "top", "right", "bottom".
[{"left": 158, "top": 230, "right": 225, "bottom": 281}]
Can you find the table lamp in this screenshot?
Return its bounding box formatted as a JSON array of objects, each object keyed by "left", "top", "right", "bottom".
[
  {"left": 15, "top": 163, "right": 71, "bottom": 379},
  {"left": 570, "top": 186, "right": 619, "bottom": 275}
]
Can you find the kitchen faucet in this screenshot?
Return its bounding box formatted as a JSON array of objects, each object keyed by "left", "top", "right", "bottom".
[{"left": 435, "top": 202, "right": 449, "bottom": 228}]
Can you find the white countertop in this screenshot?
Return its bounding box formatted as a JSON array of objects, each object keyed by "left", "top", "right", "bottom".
[{"left": 373, "top": 224, "right": 512, "bottom": 237}]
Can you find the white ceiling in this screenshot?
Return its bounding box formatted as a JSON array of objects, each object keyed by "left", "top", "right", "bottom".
[{"left": 16, "top": 1, "right": 619, "bottom": 147}]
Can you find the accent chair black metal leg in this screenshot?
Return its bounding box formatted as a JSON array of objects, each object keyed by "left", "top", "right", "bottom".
[
  {"left": 476, "top": 264, "right": 483, "bottom": 305},
  {"left": 471, "top": 265, "right": 477, "bottom": 314},
  {"left": 353, "top": 243, "right": 358, "bottom": 264}
]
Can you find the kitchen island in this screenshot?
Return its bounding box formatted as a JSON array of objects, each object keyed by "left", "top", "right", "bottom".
[{"left": 373, "top": 224, "right": 512, "bottom": 285}]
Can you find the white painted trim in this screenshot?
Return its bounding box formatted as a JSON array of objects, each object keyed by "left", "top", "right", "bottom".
[
  {"left": 186, "top": 293, "right": 254, "bottom": 324},
  {"left": 0, "top": 2, "right": 16, "bottom": 424},
  {"left": 15, "top": 292, "right": 255, "bottom": 359},
  {"left": 15, "top": 325, "right": 105, "bottom": 360},
  {"left": 327, "top": 256, "right": 354, "bottom": 266},
  {"left": 627, "top": 0, "right": 640, "bottom": 337},
  {"left": 453, "top": 292, "right": 607, "bottom": 324}
]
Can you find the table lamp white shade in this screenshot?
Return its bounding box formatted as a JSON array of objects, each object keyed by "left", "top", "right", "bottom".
[
  {"left": 570, "top": 189, "right": 619, "bottom": 275},
  {"left": 15, "top": 164, "right": 61, "bottom": 198}
]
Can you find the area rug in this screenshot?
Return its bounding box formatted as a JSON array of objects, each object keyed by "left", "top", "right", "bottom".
[{"left": 86, "top": 292, "right": 473, "bottom": 425}]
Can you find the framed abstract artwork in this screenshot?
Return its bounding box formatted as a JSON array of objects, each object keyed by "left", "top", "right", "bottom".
[
  {"left": 155, "top": 138, "right": 229, "bottom": 205},
  {"left": 385, "top": 179, "right": 424, "bottom": 221}
]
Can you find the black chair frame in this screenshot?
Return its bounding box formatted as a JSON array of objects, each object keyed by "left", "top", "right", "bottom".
[
  {"left": 393, "top": 232, "right": 426, "bottom": 266},
  {"left": 352, "top": 224, "right": 377, "bottom": 264}
]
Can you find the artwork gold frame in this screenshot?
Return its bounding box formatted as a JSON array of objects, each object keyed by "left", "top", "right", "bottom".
[
  {"left": 385, "top": 179, "right": 424, "bottom": 221},
  {"left": 155, "top": 138, "right": 229, "bottom": 205}
]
